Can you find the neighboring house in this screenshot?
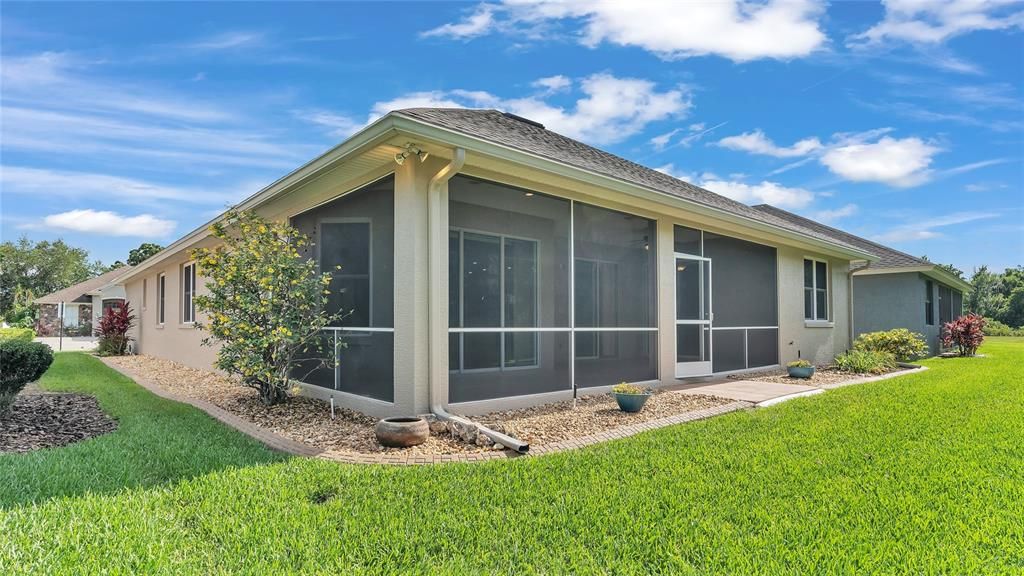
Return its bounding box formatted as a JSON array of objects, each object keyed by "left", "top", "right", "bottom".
[
  {"left": 754, "top": 205, "right": 969, "bottom": 354},
  {"left": 113, "top": 108, "right": 880, "bottom": 418},
  {"left": 34, "top": 266, "right": 131, "bottom": 336}
]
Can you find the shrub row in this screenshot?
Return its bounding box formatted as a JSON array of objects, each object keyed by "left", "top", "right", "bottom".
[
  {"left": 982, "top": 318, "right": 1024, "bottom": 337},
  {"left": 0, "top": 327, "right": 35, "bottom": 342},
  {"left": 0, "top": 340, "right": 53, "bottom": 413},
  {"left": 853, "top": 328, "right": 928, "bottom": 361},
  {"left": 834, "top": 349, "right": 897, "bottom": 374}
]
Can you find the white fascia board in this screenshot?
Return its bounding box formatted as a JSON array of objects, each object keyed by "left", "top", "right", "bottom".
[
  {"left": 113, "top": 116, "right": 401, "bottom": 285},
  {"left": 388, "top": 115, "right": 877, "bottom": 262},
  {"left": 853, "top": 265, "right": 971, "bottom": 292}
]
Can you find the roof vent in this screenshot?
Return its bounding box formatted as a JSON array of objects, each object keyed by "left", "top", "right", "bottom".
[{"left": 501, "top": 112, "right": 545, "bottom": 129}]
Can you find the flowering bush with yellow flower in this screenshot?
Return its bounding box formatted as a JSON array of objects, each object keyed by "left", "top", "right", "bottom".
[{"left": 192, "top": 210, "right": 341, "bottom": 405}]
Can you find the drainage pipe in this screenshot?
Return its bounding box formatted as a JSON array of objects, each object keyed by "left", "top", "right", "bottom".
[{"left": 426, "top": 147, "right": 530, "bottom": 453}]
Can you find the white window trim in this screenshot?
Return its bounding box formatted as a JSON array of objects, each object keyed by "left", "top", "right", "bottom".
[
  {"left": 181, "top": 261, "right": 196, "bottom": 325},
  {"left": 449, "top": 227, "right": 542, "bottom": 374},
  {"left": 803, "top": 257, "right": 830, "bottom": 324},
  {"left": 156, "top": 273, "right": 166, "bottom": 327}
]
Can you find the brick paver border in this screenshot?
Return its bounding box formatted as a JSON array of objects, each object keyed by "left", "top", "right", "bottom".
[{"left": 99, "top": 357, "right": 752, "bottom": 465}]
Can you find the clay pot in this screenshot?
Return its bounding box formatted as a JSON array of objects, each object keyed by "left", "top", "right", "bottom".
[{"left": 375, "top": 417, "right": 429, "bottom": 447}]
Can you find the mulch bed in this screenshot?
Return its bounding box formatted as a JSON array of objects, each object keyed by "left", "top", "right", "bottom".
[
  {"left": 732, "top": 365, "right": 913, "bottom": 387},
  {"left": 0, "top": 393, "right": 118, "bottom": 453},
  {"left": 106, "top": 355, "right": 732, "bottom": 457}
]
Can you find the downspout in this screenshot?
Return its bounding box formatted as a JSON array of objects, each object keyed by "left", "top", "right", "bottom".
[
  {"left": 847, "top": 261, "right": 871, "bottom": 349},
  {"left": 426, "top": 147, "right": 530, "bottom": 453}
]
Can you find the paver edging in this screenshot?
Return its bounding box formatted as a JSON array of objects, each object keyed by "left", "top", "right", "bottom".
[{"left": 98, "top": 356, "right": 753, "bottom": 466}]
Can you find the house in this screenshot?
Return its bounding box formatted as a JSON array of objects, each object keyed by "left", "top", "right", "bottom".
[
  {"left": 113, "top": 108, "right": 882, "bottom": 418},
  {"left": 754, "top": 205, "right": 969, "bottom": 354},
  {"left": 34, "top": 266, "right": 131, "bottom": 336}
]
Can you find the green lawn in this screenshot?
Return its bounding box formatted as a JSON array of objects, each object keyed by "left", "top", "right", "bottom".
[{"left": 2, "top": 340, "right": 1023, "bottom": 574}]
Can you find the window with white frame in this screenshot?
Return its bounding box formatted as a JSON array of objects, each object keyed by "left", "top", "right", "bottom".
[
  {"left": 449, "top": 229, "right": 540, "bottom": 372},
  {"left": 157, "top": 273, "right": 166, "bottom": 325},
  {"left": 181, "top": 263, "right": 196, "bottom": 324},
  {"left": 803, "top": 258, "right": 828, "bottom": 321}
]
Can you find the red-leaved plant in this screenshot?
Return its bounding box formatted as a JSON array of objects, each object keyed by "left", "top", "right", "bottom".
[
  {"left": 95, "top": 302, "right": 136, "bottom": 356},
  {"left": 941, "top": 313, "right": 985, "bottom": 357}
]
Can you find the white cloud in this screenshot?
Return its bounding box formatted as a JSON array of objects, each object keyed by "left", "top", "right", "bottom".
[
  {"left": 699, "top": 178, "right": 815, "bottom": 209},
  {"left": 851, "top": 0, "right": 1024, "bottom": 45},
  {"left": 821, "top": 136, "right": 941, "bottom": 187},
  {"left": 292, "top": 109, "right": 363, "bottom": 138},
  {"left": 0, "top": 166, "right": 242, "bottom": 206},
  {"left": 810, "top": 203, "right": 858, "bottom": 224},
  {"left": 532, "top": 75, "right": 572, "bottom": 94},
  {"left": 182, "top": 31, "right": 266, "bottom": 51},
  {"left": 421, "top": 4, "right": 497, "bottom": 39},
  {"left": 654, "top": 163, "right": 695, "bottom": 182},
  {"left": 368, "top": 73, "right": 691, "bottom": 145},
  {"left": 965, "top": 182, "right": 1009, "bottom": 192},
  {"left": 423, "top": 1, "right": 827, "bottom": 62},
  {"left": 717, "top": 129, "right": 823, "bottom": 157},
  {"left": 40, "top": 209, "right": 176, "bottom": 237},
  {"left": 651, "top": 129, "right": 682, "bottom": 150},
  {"left": 873, "top": 211, "right": 1000, "bottom": 242}
]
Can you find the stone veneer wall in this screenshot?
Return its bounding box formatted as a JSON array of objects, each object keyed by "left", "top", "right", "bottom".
[{"left": 35, "top": 303, "right": 93, "bottom": 337}]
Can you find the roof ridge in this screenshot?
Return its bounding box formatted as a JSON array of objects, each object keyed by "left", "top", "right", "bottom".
[{"left": 752, "top": 204, "right": 929, "bottom": 266}]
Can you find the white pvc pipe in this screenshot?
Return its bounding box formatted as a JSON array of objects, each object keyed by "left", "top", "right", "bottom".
[{"left": 425, "top": 147, "right": 529, "bottom": 453}]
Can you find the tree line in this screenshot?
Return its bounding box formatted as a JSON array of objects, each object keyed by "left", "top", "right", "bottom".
[{"left": 0, "top": 237, "right": 162, "bottom": 328}]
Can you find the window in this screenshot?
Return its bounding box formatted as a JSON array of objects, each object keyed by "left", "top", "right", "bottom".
[
  {"left": 181, "top": 262, "right": 196, "bottom": 324},
  {"left": 925, "top": 280, "right": 934, "bottom": 325},
  {"left": 142, "top": 278, "right": 148, "bottom": 310},
  {"left": 157, "top": 273, "right": 166, "bottom": 325},
  {"left": 803, "top": 258, "right": 828, "bottom": 321},
  {"left": 938, "top": 285, "right": 952, "bottom": 324},
  {"left": 450, "top": 230, "right": 540, "bottom": 371},
  {"left": 319, "top": 220, "right": 372, "bottom": 327}
]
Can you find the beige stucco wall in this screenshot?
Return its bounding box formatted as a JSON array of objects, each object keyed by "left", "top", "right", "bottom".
[
  {"left": 125, "top": 253, "right": 219, "bottom": 371},
  {"left": 776, "top": 246, "right": 851, "bottom": 366},
  {"left": 120, "top": 144, "right": 856, "bottom": 417}
]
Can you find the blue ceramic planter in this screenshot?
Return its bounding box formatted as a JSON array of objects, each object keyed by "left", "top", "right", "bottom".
[
  {"left": 787, "top": 365, "right": 816, "bottom": 379},
  {"left": 614, "top": 392, "right": 651, "bottom": 413}
]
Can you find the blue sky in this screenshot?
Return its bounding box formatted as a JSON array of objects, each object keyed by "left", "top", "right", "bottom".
[{"left": 2, "top": 1, "right": 1022, "bottom": 274}]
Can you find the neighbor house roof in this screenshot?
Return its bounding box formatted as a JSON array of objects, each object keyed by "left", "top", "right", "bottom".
[
  {"left": 394, "top": 108, "right": 871, "bottom": 255},
  {"left": 34, "top": 266, "right": 132, "bottom": 305},
  {"left": 752, "top": 204, "right": 971, "bottom": 291}
]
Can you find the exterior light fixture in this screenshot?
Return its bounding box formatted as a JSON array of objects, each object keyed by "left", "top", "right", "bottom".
[{"left": 394, "top": 143, "right": 429, "bottom": 165}]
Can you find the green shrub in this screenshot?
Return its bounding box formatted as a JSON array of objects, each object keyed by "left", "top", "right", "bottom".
[
  {"left": 0, "top": 340, "right": 53, "bottom": 413},
  {"left": 853, "top": 328, "right": 929, "bottom": 361},
  {"left": 787, "top": 359, "right": 812, "bottom": 368},
  {"left": 833, "top": 349, "right": 896, "bottom": 374},
  {"left": 0, "top": 327, "right": 35, "bottom": 342},
  {"left": 983, "top": 318, "right": 1024, "bottom": 337}
]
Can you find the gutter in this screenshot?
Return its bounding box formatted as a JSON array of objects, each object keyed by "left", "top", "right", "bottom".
[
  {"left": 426, "top": 147, "right": 529, "bottom": 454},
  {"left": 847, "top": 261, "right": 872, "bottom": 347}
]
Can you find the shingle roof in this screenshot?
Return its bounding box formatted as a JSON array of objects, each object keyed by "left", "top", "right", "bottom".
[
  {"left": 393, "top": 108, "right": 870, "bottom": 256},
  {"left": 34, "top": 266, "right": 132, "bottom": 305},
  {"left": 752, "top": 205, "right": 928, "bottom": 269}
]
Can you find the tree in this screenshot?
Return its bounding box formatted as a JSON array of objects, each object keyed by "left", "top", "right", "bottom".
[
  {"left": 127, "top": 243, "right": 163, "bottom": 266},
  {"left": 192, "top": 211, "right": 340, "bottom": 405},
  {"left": 0, "top": 236, "right": 101, "bottom": 322},
  {"left": 921, "top": 255, "right": 964, "bottom": 280},
  {"left": 966, "top": 266, "right": 1006, "bottom": 319}
]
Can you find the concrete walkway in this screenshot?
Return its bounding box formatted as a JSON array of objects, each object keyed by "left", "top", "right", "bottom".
[
  {"left": 35, "top": 336, "right": 98, "bottom": 352},
  {"left": 674, "top": 380, "right": 824, "bottom": 406}
]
